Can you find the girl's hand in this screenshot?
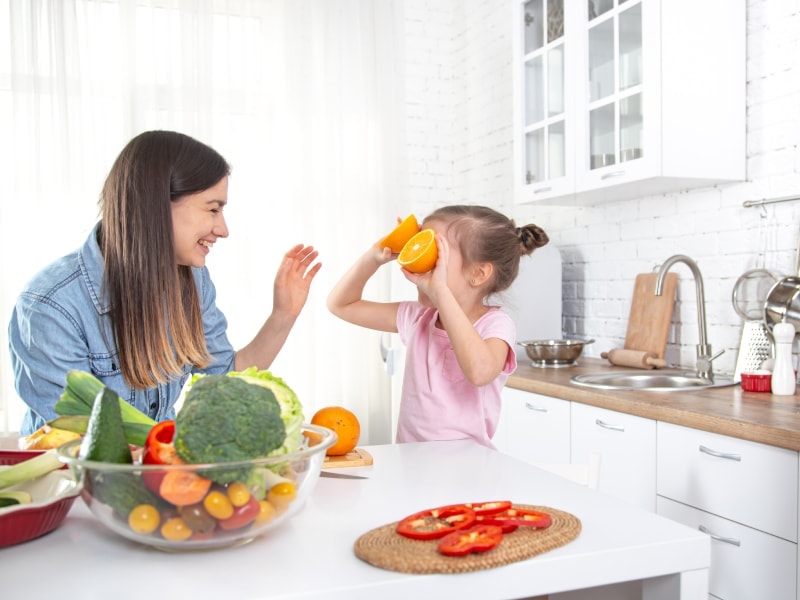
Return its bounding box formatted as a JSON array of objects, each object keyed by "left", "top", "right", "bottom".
[
  {"left": 272, "top": 244, "right": 322, "bottom": 318},
  {"left": 402, "top": 232, "right": 449, "bottom": 301}
]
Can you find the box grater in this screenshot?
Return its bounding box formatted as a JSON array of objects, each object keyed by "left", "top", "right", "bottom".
[{"left": 733, "top": 320, "right": 773, "bottom": 382}]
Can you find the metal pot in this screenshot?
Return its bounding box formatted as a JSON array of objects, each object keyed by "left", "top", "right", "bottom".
[
  {"left": 517, "top": 338, "right": 595, "bottom": 368},
  {"left": 764, "top": 276, "right": 800, "bottom": 334}
]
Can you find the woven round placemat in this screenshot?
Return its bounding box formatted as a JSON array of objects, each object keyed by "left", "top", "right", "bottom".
[{"left": 354, "top": 504, "right": 581, "bottom": 574}]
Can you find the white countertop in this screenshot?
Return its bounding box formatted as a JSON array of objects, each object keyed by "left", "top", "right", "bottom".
[{"left": 2, "top": 440, "right": 709, "bottom": 599}]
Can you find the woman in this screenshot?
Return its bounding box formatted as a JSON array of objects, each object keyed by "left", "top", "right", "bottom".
[{"left": 9, "top": 130, "right": 321, "bottom": 435}]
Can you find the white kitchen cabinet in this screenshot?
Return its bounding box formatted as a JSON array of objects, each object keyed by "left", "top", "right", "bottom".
[
  {"left": 656, "top": 421, "right": 799, "bottom": 600},
  {"left": 494, "top": 387, "right": 571, "bottom": 464},
  {"left": 657, "top": 421, "right": 798, "bottom": 542},
  {"left": 512, "top": 0, "right": 745, "bottom": 205},
  {"left": 658, "top": 498, "right": 797, "bottom": 600},
  {"left": 571, "top": 402, "right": 656, "bottom": 511}
]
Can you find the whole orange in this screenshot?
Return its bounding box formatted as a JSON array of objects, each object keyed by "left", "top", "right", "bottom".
[{"left": 310, "top": 406, "right": 361, "bottom": 456}]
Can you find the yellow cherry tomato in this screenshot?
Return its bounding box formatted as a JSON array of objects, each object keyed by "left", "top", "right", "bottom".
[
  {"left": 227, "top": 482, "right": 251, "bottom": 507},
  {"left": 266, "top": 481, "right": 297, "bottom": 512},
  {"left": 203, "top": 489, "right": 235, "bottom": 520},
  {"left": 128, "top": 504, "right": 160, "bottom": 535},
  {"left": 255, "top": 500, "right": 277, "bottom": 525},
  {"left": 160, "top": 517, "right": 193, "bottom": 541}
]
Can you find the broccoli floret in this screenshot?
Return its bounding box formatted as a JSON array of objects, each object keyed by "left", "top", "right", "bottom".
[{"left": 174, "top": 375, "right": 286, "bottom": 485}]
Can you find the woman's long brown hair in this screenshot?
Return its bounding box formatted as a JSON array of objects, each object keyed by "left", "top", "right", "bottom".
[{"left": 99, "top": 131, "right": 231, "bottom": 389}]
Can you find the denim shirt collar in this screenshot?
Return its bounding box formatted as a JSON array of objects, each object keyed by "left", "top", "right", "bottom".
[{"left": 78, "top": 222, "right": 110, "bottom": 315}]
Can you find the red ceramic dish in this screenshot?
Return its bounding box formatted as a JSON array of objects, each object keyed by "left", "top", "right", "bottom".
[
  {"left": 740, "top": 372, "right": 772, "bottom": 393},
  {"left": 0, "top": 450, "right": 79, "bottom": 548}
]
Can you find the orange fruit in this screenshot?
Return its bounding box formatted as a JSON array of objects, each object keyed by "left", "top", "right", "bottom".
[
  {"left": 397, "top": 228, "right": 438, "bottom": 273},
  {"left": 381, "top": 214, "right": 419, "bottom": 253},
  {"left": 310, "top": 406, "right": 361, "bottom": 456}
]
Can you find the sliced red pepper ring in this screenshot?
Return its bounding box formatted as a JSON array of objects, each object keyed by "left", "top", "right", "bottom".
[
  {"left": 396, "top": 504, "right": 477, "bottom": 540},
  {"left": 477, "top": 507, "right": 552, "bottom": 529},
  {"left": 437, "top": 524, "right": 504, "bottom": 557},
  {"left": 463, "top": 500, "right": 512, "bottom": 516},
  {"left": 475, "top": 514, "right": 518, "bottom": 533}
]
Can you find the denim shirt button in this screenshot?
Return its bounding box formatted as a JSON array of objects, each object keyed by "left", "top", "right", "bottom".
[{"left": 150, "top": 402, "right": 157, "bottom": 412}]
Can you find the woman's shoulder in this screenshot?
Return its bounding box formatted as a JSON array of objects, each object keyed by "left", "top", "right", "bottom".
[{"left": 21, "top": 249, "right": 83, "bottom": 297}]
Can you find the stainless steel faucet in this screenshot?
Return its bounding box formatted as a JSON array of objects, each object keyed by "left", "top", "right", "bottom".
[{"left": 654, "top": 255, "right": 722, "bottom": 379}]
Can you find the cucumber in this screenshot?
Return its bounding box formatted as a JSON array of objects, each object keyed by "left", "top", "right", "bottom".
[
  {"left": 87, "top": 472, "right": 166, "bottom": 518},
  {"left": 78, "top": 387, "right": 133, "bottom": 464}
]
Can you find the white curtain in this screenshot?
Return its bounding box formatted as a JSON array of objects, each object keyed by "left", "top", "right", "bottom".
[{"left": 0, "top": 0, "right": 406, "bottom": 444}]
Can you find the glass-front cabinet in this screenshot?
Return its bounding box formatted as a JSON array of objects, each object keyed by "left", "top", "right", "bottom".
[{"left": 513, "top": 0, "right": 745, "bottom": 205}]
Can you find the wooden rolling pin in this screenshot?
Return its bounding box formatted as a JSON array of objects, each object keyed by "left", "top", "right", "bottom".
[{"left": 601, "top": 349, "right": 668, "bottom": 370}]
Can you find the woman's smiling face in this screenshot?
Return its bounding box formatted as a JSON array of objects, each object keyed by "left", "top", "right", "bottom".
[{"left": 170, "top": 176, "right": 229, "bottom": 267}]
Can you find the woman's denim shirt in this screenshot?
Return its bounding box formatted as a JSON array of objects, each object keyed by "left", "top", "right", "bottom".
[{"left": 8, "top": 223, "right": 236, "bottom": 435}]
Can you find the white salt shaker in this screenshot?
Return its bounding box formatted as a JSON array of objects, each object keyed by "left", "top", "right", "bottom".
[{"left": 771, "top": 322, "right": 796, "bottom": 395}]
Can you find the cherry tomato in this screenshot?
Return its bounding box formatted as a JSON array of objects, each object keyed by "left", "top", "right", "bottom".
[
  {"left": 204, "top": 490, "right": 234, "bottom": 520},
  {"left": 255, "top": 500, "right": 277, "bottom": 525},
  {"left": 227, "top": 482, "right": 251, "bottom": 507},
  {"left": 267, "top": 481, "right": 297, "bottom": 512},
  {"left": 218, "top": 496, "right": 260, "bottom": 530},
  {"left": 160, "top": 517, "right": 193, "bottom": 541},
  {"left": 178, "top": 502, "right": 216, "bottom": 534},
  {"left": 128, "top": 504, "right": 160, "bottom": 535}
]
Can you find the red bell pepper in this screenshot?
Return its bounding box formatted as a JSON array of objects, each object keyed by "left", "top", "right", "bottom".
[
  {"left": 464, "top": 500, "right": 512, "bottom": 516},
  {"left": 437, "top": 524, "right": 504, "bottom": 557},
  {"left": 142, "top": 420, "right": 181, "bottom": 494},
  {"left": 476, "top": 507, "right": 552, "bottom": 529},
  {"left": 396, "top": 504, "right": 477, "bottom": 540}
]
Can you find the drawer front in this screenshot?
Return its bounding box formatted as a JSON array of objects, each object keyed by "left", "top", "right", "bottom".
[
  {"left": 571, "top": 403, "right": 656, "bottom": 511},
  {"left": 657, "top": 496, "right": 797, "bottom": 600},
  {"left": 657, "top": 422, "right": 798, "bottom": 541},
  {"left": 495, "top": 389, "right": 570, "bottom": 464}
]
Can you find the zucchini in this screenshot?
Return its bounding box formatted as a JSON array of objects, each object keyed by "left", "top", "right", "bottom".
[{"left": 87, "top": 471, "right": 166, "bottom": 518}]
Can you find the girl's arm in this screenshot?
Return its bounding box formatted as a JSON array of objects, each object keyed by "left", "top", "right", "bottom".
[{"left": 327, "top": 245, "right": 400, "bottom": 333}]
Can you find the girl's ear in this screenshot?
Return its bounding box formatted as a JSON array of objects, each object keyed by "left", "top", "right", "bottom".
[{"left": 470, "top": 262, "right": 494, "bottom": 286}]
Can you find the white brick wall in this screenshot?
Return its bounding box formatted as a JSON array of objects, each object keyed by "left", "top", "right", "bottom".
[{"left": 403, "top": 0, "right": 800, "bottom": 375}]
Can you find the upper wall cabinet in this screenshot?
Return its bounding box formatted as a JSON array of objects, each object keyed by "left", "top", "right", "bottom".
[{"left": 512, "top": 0, "right": 745, "bottom": 205}]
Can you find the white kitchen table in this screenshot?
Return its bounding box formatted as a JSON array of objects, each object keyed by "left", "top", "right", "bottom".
[{"left": 1, "top": 440, "right": 709, "bottom": 599}]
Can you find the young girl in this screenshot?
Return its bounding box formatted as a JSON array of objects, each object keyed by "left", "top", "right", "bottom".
[{"left": 327, "top": 205, "right": 548, "bottom": 448}]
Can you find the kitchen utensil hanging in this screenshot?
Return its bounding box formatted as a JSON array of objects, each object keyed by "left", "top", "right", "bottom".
[{"left": 732, "top": 207, "right": 780, "bottom": 381}]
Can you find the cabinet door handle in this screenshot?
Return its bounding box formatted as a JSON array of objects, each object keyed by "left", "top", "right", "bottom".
[
  {"left": 595, "top": 419, "right": 624, "bottom": 432},
  {"left": 533, "top": 186, "right": 552, "bottom": 194},
  {"left": 600, "top": 170, "right": 625, "bottom": 180},
  {"left": 699, "top": 445, "right": 741, "bottom": 462},
  {"left": 524, "top": 402, "right": 548, "bottom": 412},
  {"left": 698, "top": 525, "right": 741, "bottom": 547}
]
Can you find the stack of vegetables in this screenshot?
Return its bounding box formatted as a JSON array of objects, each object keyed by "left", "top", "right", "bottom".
[{"left": 0, "top": 368, "right": 306, "bottom": 541}]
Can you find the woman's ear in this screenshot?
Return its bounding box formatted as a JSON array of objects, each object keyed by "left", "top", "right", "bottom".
[{"left": 470, "top": 263, "right": 494, "bottom": 286}]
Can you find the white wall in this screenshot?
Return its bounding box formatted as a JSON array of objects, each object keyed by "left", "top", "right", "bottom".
[{"left": 403, "top": 0, "right": 800, "bottom": 375}]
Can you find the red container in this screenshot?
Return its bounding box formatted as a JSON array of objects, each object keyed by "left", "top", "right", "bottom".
[{"left": 740, "top": 372, "right": 772, "bottom": 393}]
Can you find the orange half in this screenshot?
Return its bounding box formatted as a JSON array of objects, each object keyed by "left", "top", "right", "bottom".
[
  {"left": 397, "top": 229, "right": 438, "bottom": 273},
  {"left": 380, "top": 214, "right": 419, "bottom": 253}
]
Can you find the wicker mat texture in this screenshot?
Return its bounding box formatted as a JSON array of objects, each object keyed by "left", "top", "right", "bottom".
[{"left": 354, "top": 504, "right": 581, "bottom": 575}]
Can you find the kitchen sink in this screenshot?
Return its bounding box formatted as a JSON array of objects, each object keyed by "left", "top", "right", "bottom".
[{"left": 570, "top": 370, "right": 736, "bottom": 392}]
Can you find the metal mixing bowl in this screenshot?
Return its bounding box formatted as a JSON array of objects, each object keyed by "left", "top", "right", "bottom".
[{"left": 517, "top": 339, "right": 594, "bottom": 367}]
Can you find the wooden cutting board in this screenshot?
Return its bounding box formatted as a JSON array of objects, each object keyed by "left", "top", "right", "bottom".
[
  {"left": 323, "top": 448, "right": 373, "bottom": 468},
  {"left": 623, "top": 272, "right": 678, "bottom": 359}
]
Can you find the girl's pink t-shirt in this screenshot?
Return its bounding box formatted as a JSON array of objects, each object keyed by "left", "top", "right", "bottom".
[{"left": 395, "top": 301, "right": 517, "bottom": 449}]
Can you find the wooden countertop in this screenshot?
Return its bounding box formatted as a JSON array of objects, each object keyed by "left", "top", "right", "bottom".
[{"left": 507, "top": 358, "right": 800, "bottom": 452}]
